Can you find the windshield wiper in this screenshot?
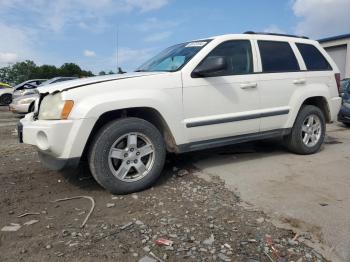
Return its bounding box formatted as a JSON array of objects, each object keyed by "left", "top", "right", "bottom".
[{"left": 134, "top": 70, "right": 148, "bottom": 72}]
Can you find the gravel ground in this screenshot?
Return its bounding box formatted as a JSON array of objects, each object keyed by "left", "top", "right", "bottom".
[{"left": 0, "top": 107, "right": 326, "bottom": 262}]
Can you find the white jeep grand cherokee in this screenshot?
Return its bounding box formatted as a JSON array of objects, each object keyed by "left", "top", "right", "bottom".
[{"left": 19, "top": 32, "right": 341, "bottom": 194}]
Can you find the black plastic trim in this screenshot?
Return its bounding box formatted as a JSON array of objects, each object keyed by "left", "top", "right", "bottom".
[
  {"left": 17, "top": 122, "right": 23, "bottom": 143},
  {"left": 178, "top": 128, "right": 291, "bottom": 153},
  {"left": 186, "top": 109, "right": 289, "bottom": 128},
  {"left": 38, "top": 151, "right": 80, "bottom": 171}
]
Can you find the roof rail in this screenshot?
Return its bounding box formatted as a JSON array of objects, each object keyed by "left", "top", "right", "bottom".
[{"left": 244, "top": 31, "right": 309, "bottom": 39}]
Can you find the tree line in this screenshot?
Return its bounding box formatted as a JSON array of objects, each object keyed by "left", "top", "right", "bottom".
[{"left": 0, "top": 60, "right": 106, "bottom": 86}]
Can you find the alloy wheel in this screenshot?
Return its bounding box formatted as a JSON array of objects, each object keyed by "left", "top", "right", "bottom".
[
  {"left": 301, "top": 114, "right": 322, "bottom": 147},
  {"left": 108, "top": 132, "right": 155, "bottom": 182}
]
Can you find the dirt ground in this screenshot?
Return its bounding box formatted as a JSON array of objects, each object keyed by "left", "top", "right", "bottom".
[{"left": 0, "top": 106, "right": 325, "bottom": 262}]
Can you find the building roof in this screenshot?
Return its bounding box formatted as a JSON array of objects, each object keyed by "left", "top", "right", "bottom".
[{"left": 318, "top": 33, "right": 350, "bottom": 43}]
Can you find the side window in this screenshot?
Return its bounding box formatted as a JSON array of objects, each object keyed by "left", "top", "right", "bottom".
[
  {"left": 199, "top": 40, "right": 253, "bottom": 77},
  {"left": 258, "top": 40, "right": 300, "bottom": 73},
  {"left": 296, "top": 43, "right": 332, "bottom": 71}
]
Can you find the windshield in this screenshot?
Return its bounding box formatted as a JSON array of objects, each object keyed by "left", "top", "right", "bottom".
[{"left": 136, "top": 40, "right": 210, "bottom": 72}]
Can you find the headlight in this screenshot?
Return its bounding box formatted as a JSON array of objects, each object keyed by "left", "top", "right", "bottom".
[{"left": 38, "top": 93, "right": 74, "bottom": 120}]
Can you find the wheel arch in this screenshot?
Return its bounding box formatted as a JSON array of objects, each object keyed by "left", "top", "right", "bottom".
[
  {"left": 81, "top": 107, "right": 178, "bottom": 160},
  {"left": 301, "top": 96, "right": 331, "bottom": 123},
  {"left": 287, "top": 95, "right": 331, "bottom": 128}
]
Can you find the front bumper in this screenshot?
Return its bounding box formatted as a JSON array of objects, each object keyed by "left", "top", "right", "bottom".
[
  {"left": 18, "top": 120, "right": 80, "bottom": 170},
  {"left": 19, "top": 113, "right": 95, "bottom": 171},
  {"left": 9, "top": 102, "right": 31, "bottom": 114},
  {"left": 21, "top": 113, "right": 75, "bottom": 154}
]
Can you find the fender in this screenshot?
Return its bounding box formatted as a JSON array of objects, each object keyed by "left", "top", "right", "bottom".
[{"left": 58, "top": 72, "right": 186, "bottom": 158}]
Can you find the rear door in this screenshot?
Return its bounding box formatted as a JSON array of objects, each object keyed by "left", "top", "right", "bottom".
[{"left": 254, "top": 39, "right": 306, "bottom": 131}]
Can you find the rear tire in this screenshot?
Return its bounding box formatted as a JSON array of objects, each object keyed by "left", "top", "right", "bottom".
[
  {"left": 284, "top": 105, "right": 325, "bottom": 155},
  {"left": 88, "top": 117, "right": 166, "bottom": 194},
  {"left": 0, "top": 93, "right": 12, "bottom": 105}
]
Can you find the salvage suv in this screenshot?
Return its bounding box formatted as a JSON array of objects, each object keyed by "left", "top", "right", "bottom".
[{"left": 19, "top": 32, "right": 341, "bottom": 194}]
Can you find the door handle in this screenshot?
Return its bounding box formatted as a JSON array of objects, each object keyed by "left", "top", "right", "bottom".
[
  {"left": 240, "top": 82, "right": 257, "bottom": 89},
  {"left": 293, "top": 79, "right": 306, "bottom": 85}
]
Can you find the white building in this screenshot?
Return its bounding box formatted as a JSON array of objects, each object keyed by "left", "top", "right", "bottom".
[{"left": 319, "top": 33, "right": 350, "bottom": 79}]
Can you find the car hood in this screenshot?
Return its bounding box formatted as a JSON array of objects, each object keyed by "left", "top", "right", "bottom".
[
  {"left": 0, "top": 88, "right": 13, "bottom": 95},
  {"left": 37, "top": 72, "right": 165, "bottom": 94}
]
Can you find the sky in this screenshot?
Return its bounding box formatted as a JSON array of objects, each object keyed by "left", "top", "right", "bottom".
[{"left": 0, "top": 0, "right": 349, "bottom": 73}]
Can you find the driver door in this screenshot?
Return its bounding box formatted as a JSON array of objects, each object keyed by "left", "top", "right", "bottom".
[{"left": 182, "top": 40, "right": 260, "bottom": 143}]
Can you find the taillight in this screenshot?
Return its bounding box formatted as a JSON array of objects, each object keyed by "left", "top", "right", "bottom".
[{"left": 335, "top": 73, "right": 341, "bottom": 94}]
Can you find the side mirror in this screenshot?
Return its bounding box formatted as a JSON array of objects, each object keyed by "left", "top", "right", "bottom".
[{"left": 192, "top": 56, "right": 227, "bottom": 77}]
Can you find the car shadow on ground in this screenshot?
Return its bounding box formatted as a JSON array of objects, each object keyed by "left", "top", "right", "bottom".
[
  {"left": 57, "top": 128, "right": 345, "bottom": 194},
  {"left": 59, "top": 139, "right": 289, "bottom": 194},
  {"left": 35, "top": 128, "right": 346, "bottom": 195}
]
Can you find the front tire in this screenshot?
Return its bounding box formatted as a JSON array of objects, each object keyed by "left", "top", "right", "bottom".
[
  {"left": 88, "top": 117, "right": 166, "bottom": 194},
  {"left": 284, "top": 105, "right": 325, "bottom": 155},
  {"left": 0, "top": 93, "right": 12, "bottom": 105}
]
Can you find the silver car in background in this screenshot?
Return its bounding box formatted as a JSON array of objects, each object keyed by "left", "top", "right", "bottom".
[
  {"left": 10, "top": 77, "right": 77, "bottom": 114},
  {"left": 11, "top": 79, "right": 47, "bottom": 100}
]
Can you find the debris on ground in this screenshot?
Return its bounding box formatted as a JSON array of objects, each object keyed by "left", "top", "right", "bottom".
[
  {"left": 52, "top": 195, "right": 95, "bottom": 228},
  {"left": 23, "top": 220, "right": 39, "bottom": 226},
  {"left": 155, "top": 238, "right": 173, "bottom": 246},
  {"left": 176, "top": 169, "right": 189, "bottom": 177},
  {"left": 203, "top": 233, "right": 215, "bottom": 245},
  {"left": 1, "top": 223, "right": 21, "bottom": 232},
  {"left": 120, "top": 222, "right": 133, "bottom": 230},
  {"left": 138, "top": 255, "right": 157, "bottom": 262},
  {"left": 17, "top": 212, "right": 40, "bottom": 218}
]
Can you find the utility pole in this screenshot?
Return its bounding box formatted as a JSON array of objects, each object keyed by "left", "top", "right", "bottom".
[{"left": 116, "top": 25, "right": 119, "bottom": 72}]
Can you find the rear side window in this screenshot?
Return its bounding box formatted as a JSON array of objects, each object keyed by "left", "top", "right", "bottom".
[
  {"left": 258, "top": 40, "right": 300, "bottom": 73},
  {"left": 296, "top": 43, "right": 332, "bottom": 71}
]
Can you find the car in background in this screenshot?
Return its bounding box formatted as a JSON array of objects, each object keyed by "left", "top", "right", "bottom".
[
  {"left": 0, "top": 82, "right": 12, "bottom": 89},
  {"left": 0, "top": 82, "right": 13, "bottom": 105},
  {"left": 338, "top": 78, "right": 350, "bottom": 127},
  {"left": 10, "top": 77, "right": 78, "bottom": 114},
  {"left": 39, "top": 77, "right": 78, "bottom": 87},
  {"left": 12, "top": 79, "right": 47, "bottom": 100},
  {"left": 9, "top": 93, "right": 38, "bottom": 114},
  {"left": 339, "top": 78, "right": 350, "bottom": 99}
]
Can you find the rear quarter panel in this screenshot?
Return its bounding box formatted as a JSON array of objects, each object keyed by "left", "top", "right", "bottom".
[{"left": 285, "top": 73, "right": 335, "bottom": 127}]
